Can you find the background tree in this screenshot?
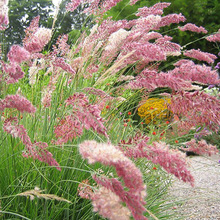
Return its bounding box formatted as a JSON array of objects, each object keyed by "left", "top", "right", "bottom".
[{"left": 1, "top": 0, "right": 92, "bottom": 56}]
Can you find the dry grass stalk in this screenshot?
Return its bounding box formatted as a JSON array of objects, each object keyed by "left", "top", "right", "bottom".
[{"left": 17, "top": 187, "right": 72, "bottom": 203}]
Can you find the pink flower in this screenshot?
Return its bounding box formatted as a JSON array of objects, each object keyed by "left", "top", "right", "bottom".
[
  {"left": 53, "top": 57, "right": 76, "bottom": 75},
  {"left": 0, "top": 94, "right": 36, "bottom": 113},
  {"left": 169, "top": 91, "right": 220, "bottom": 132},
  {"left": 155, "top": 13, "right": 186, "bottom": 29},
  {"left": 119, "top": 137, "right": 194, "bottom": 186},
  {"left": 178, "top": 23, "right": 208, "bottom": 34},
  {"left": 23, "top": 16, "right": 40, "bottom": 45},
  {"left": 129, "top": 0, "right": 139, "bottom": 5},
  {"left": 183, "top": 139, "right": 218, "bottom": 156},
  {"left": 27, "top": 142, "right": 61, "bottom": 170},
  {"left": 83, "top": 0, "right": 124, "bottom": 15},
  {"left": 79, "top": 140, "right": 147, "bottom": 220},
  {"left": 93, "top": 176, "right": 148, "bottom": 220},
  {"left": 86, "top": 64, "right": 99, "bottom": 75},
  {"left": 3, "top": 117, "right": 60, "bottom": 170},
  {"left": 53, "top": 34, "right": 70, "bottom": 56},
  {"left": 155, "top": 35, "right": 181, "bottom": 56},
  {"left": 206, "top": 29, "right": 220, "bottom": 42},
  {"left": 139, "top": 31, "right": 163, "bottom": 42},
  {"left": 127, "top": 69, "right": 192, "bottom": 91},
  {"left": 170, "top": 59, "right": 220, "bottom": 85},
  {"left": 7, "top": 45, "right": 30, "bottom": 63},
  {"left": 24, "top": 27, "right": 52, "bottom": 53},
  {"left": 54, "top": 93, "right": 108, "bottom": 144},
  {"left": 66, "top": 0, "right": 81, "bottom": 12},
  {"left": 133, "top": 16, "right": 162, "bottom": 32},
  {"left": 84, "top": 87, "right": 111, "bottom": 98},
  {"left": 136, "top": 3, "right": 171, "bottom": 17},
  {"left": 0, "top": 0, "right": 9, "bottom": 30},
  {"left": 41, "top": 89, "right": 52, "bottom": 108},
  {"left": 98, "top": 0, "right": 124, "bottom": 14},
  {"left": 183, "top": 49, "right": 217, "bottom": 64},
  {"left": 100, "top": 28, "right": 129, "bottom": 64},
  {"left": 91, "top": 186, "right": 131, "bottom": 220},
  {"left": 23, "top": 16, "right": 52, "bottom": 53},
  {"left": 54, "top": 115, "right": 83, "bottom": 145},
  {"left": 3, "top": 117, "right": 32, "bottom": 145},
  {"left": 1, "top": 62, "right": 25, "bottom": 84},
  {"left": 118, "top": 42, "right": 166, "bottom": 68}
]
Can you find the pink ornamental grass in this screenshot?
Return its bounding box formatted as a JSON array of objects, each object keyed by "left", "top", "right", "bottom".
[
  {"left": 133, "top": 15, "right": 162, "bottom": 32},
  {"left": 53, "top": 57, "right": 76, "bottom": 75},
  {"left": 66, "top": 0, "right": 81, "bottom": 12},
  {"left": 100, "top": 28, "right": 130, "bottom": 64},
  {"left": 23, "top": 16, "right": 40, "bottom": 44},
  {"left": 79, "top": 140, "right": 147, "bottom": 220},
  {"left": 53, "top": 34, "right": 70, "bottom": 57},
  {"left": 129, "top": 0, "right": 139, "bottom": 5},
  {"left": 155, "top": 35, "right": 181, "bottom": 56},
  {"left": 3, "top": 117, "right": 32, "bottom": 146},
  {"left": 84, "top": 87, "right": 112, "bottom": 98},
  {"left": 138, "top": 31, "right": 163, "bottom": 42},
  {"left": 170, "top": 59, "right": 220, "bottom": 85},
  {"left": 169, "top": 91, "right": 220, "bottom": 132},
  {"left": 0, "top": 94, "right": 36, "bottom": 113},
  {"left": 0, "top": 0, "right": 9, "bottom": 30},
  {"left": 183, "top": 139, "right": 218, "bottom": 156},
  {"left": 173, "top": 120, "right": 198, "bottom": 136},
  {"left": 54, "top": 93, "right": 108, "bottom": 144},
  {"left": 119, "top": 42, "right": 166, "bottom": 65},
  {"left": 93, "top": 176, "right": 147, "bottom": 220},
  {"left": 27, "top": 141, "right": 61, "bottom": 170},
  {"left": 127, "top": 69, "right": 192, "bottom": 91},
  {"left": 84, "top": 0, "right": 125, "bottom": 15},
  {"left": 91, "top": 186, "right": 131, "bottom": 220},
  {"left": 3, "top": 117, "right": 60, "bottom": 170},
  {"left": 119, "top": 137, "right": 194, "bottom": 186},
  {"left": 183, "top": 49, "right": 217, "bottom": 64},
  {"left": 24, "top": 27, "right": 52, "bottom": 53},
  {"left": 7, "top": 45, "right": 30, "bottom": 63},
  {"left": 206, "top": 29, "right": 220, "bottom": 42},
  {"left": 80, "top": 19, "right": 130, "bottom": 57},
  {"left": 1, "top": 62, "right": 25, "bottom": 84},
  {"left": 67, "top": 0, "right": 126, "bottom": 15},
  {"left": 98, "top": 0, "right": 124, "bottom": 14},
  {"left": 41, "top": 89, "right": 53, "bottom": 108},
  {"left": 155, "top": 13, "right": 186, "bottom": 29},
  {"left": 136, "top": 3, "right": 171, "bottom": 17},
  {"left": 178, "top": 23, "right": 208, "bottom": 34},
  {"left": 66, "top": 93, "right": 108, "bottom": 136},
  {"left": 54, "top": 115, "right": 84, "bottom": 145}
]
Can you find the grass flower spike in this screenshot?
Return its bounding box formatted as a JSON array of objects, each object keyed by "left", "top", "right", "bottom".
[{"left": 79, "top": 140, "right": 147, "bottom": 220}]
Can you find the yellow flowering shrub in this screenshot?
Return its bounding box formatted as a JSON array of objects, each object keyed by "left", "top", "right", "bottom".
[{"left": 138, "top": 97, "right": 172, "bottom": 124}]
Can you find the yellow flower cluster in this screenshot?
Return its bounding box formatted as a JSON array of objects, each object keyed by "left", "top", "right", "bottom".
[{"left": 138, "top": 97, "right": 172, "bottom": 124}]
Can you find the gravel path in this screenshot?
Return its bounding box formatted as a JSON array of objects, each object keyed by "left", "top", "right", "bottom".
[{"left": 168, "top": 154, "right": 220, "bottom": 220}]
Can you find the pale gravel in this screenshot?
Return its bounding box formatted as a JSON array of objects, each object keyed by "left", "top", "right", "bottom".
[{"left": 168, "top": 154, "right": 220, "bottom": 220}]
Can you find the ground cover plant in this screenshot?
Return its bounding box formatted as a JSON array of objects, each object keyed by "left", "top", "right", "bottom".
[{"left": 0, "top": 0, "right": 219, "bottom": 219}]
